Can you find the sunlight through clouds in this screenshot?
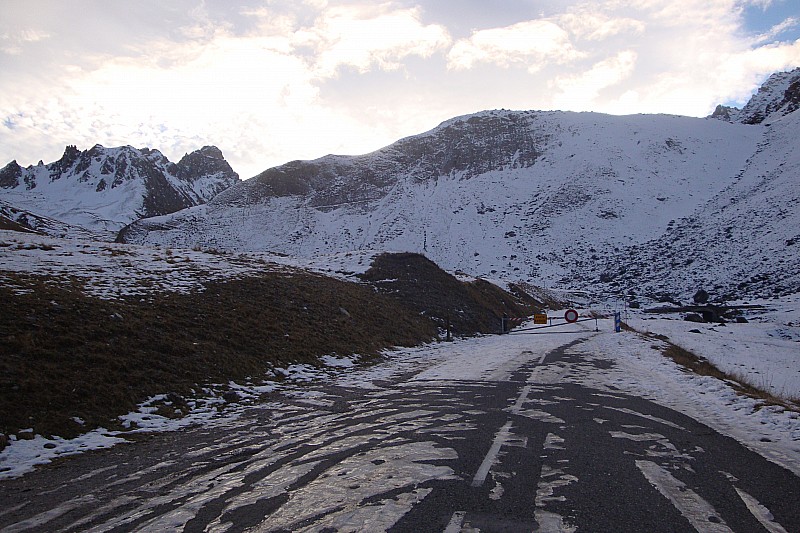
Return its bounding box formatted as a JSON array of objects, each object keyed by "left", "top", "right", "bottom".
[
  {"left": 557, "top": 10, "right": 645, "bottom": 41},
  {"left": 551, "top": 50, "right": 638, "bottom": 112},
  {"left": 447, "top": 20, "right": 584, "bottom": 73},
  {"left": 0, "top": 0, "right": 799, "bottom": 179},
  {"left": 294, "top": 5, "right": 451, "bottom": 77},
  {"left": 0, "top": 28, "right": 51, "bottom": 55}
]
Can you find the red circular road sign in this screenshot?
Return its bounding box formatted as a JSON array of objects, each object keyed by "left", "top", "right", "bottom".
[{"left": 564, "top": 309, "right": 579, "bottom": 323}]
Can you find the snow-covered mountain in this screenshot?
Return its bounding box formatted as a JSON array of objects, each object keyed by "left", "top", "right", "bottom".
[
  {"left": 0, "top": 145, "right": 239, "bottom": 238},
  {"left": 119, "top": 70, "right": 800, "bottom": 301},
  {"left": 0, "top": 200, "right": 100, "bottom": 240},
  {"left": 587, "top": 106, "right": 800, "bottom": 300},
  {"left": 710, "top": 67, "right": 800, "bottom": 125}
]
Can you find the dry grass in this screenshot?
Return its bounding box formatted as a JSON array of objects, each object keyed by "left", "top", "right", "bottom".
[
  {"left": 0, "top": 216, "right": 39, "bottom": 234},
  {"left": 627, "top": 323, "right": 800, "bottom": 412},
  {"left": 508, "top": 281, "right": 568, "bottom": 310},
  {"left": 0, "top": 252, "right": 535, "bottom": 441},
  {"left": 0, "top": 268, "right": 436, "bottom": 439}
]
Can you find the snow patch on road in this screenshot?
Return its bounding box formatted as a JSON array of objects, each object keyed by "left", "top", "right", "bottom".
[{"left": 578, "top": 324, "right": 800, "bottom": 476}]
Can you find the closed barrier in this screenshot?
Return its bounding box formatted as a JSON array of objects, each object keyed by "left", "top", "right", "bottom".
[{"left": 502, "top": 309, "right": 607, "bottom": 334}]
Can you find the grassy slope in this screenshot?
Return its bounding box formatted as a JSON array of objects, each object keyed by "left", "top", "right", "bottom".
[{"left": 1, "top": 252, "right": 534, "bottom": 441}]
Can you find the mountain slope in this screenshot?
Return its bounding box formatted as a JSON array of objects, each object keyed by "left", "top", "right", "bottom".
[
  {"left": 710, "top": 67, "right": 800, "bottom": 125},
  {"left": 0, "top": 232, "right": 535, "bottom": 440},
  {"left": 120, "top": 70, "right": 800, "bottom": 300},
  {"left": 591, "top": 105, "right": 800, "bottom": 300},
  {"left": 0, "top": 144, "right": 239, "bottom": 238},
  {"left": 119, "top": 111, "right": 762, "bottom": 293},
  {"left": 0, "top": 200, "right": 99, "bottom": 239}
]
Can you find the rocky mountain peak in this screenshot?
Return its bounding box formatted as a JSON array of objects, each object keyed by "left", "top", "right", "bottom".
[
  {"left": 213, "top": 109, "right": 544, "bottom": 209},
  {"left": 710, "top": 67, "right": 800, "bottom": 124},
  {"left": 0, "top": 161, "right": 22, "bottom": 189},
  {"left": 709, "top": 105, "right": 740, "bottom": 122},
  {"left": 0, "top": 143, "right": 241, "bottom": 238},
  {"left": 48, "top": 145, "right": 82, "bottom": 180},
  {"left": 176, "top": 146, "right": 235, "bottom": 177},
  {"left": 61, "top": 144, "right": 81, "bottom": 163},
  {"left": 197, "top": 145, "right": 224, "bottom": 159},
  {"left": 121, "top": 94, "right": 800, "bottom": 300}
]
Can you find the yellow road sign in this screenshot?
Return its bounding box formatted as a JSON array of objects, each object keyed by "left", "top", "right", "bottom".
[{"left": 534, "top": 314, "right": 548, "bottom": 324}]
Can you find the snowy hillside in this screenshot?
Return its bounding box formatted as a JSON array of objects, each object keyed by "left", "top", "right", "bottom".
[
  {"left": 591, "top": 107, "right": 800, "bottom": 300},
  {"left": 118, "top": 69, "right": 800, "bottom": 300},
  {"left": 0, "top": 199, "right": 99, "bottom": 240},
  {"left": 119, "top": 112, "right": 764, "bottom": 296},
  {"left": 0, "top": 145, "right": 239, "bottom": 238}
]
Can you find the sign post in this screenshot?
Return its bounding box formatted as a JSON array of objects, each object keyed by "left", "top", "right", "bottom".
[{"left": 614, "top": 311, "right": 621, "bottom": 332}]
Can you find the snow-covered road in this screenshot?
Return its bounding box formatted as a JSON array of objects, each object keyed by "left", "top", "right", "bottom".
[{"left": 1, "top": 325, "right": 798, "bottom": 532}]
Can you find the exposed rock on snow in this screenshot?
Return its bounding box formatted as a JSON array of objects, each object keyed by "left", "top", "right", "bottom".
[{"left": 7, "top": 69, "right": 800, "bottom": 303}]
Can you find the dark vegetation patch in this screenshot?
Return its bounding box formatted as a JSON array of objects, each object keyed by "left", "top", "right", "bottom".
[
  {"left": 0, "top": 215, "right": 38, "bottom": 234},
  {"left": 0, "top": 267, "right": 438, "bottom": 440},
  {"left": 0, "top": 252, "right": 536, "bottom": 442},
  {"left": 358, "top": 252, "right": 539, "bottom": 336},
  {"left": 628, "top": 324, "right": 799, "bottom": 412}
]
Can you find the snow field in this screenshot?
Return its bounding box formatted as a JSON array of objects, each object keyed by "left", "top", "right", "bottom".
[
  {"left": 628, "top": 311, "right": 800, "bottom": 401},
  {"left": 0, "top": 230, "right": 297, "bottom": 299}
]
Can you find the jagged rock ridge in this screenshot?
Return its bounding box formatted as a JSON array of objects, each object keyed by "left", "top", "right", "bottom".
[
  {"left": 710, "top": 67, "right": 800, "bottom": 125},
  {"left": 0, "top": 144, "right": 239, "bottom": 237},
  {"left": 211, "top": 111, "right": 546, "bottom": 209}
]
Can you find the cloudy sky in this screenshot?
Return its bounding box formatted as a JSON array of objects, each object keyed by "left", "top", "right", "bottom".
[{"left": 1, "top": 1, "right": 799, "bottom": 179}]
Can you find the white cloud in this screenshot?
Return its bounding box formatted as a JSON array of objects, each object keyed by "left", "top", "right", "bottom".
[
  {"left": 16, "top": 29, "right": 50, "bottom": 43},
  {"left": 304, "top": 0, "right": 329, "bottom": 9},
  {"left": 745, "top": 0, "right": 774, "bottom": 9},
  {"left": 1, "top": 1, "right": 799, "bottom": 180},
  {"left": 0, "top": 28, "right": 50, "bottom": 55},
  {"left": 754, "top": 16, "right": 799, "bottom": 43},
  {"left": 0, "top": 7, "right": 425, "bottom": 178},
  {"left": 728, "top": 38, "right": 800, "bottom": 86},
  {"left": 294, "top": 5, "right": 451, "bottom": 77},
  {"left": 557, "top": 10, "right": 645, "bottom": 41},
  {"left": 447, "top": 20, "right": 584, "bottom": 72},
  {"left": 551, "top": 50, "right": 638, "bottom": 111}
]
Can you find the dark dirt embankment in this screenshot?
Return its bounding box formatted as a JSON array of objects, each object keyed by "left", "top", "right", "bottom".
[
  {"left": 359, "top": 252, "right": 540, "bottom": 335},
  {"left": 0, "top": 252, "right": 536, "bottom": 442}
]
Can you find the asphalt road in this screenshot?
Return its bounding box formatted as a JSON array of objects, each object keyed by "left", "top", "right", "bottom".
[{"left": 1, "top": 337, "right": 798, "bottom": 532}]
